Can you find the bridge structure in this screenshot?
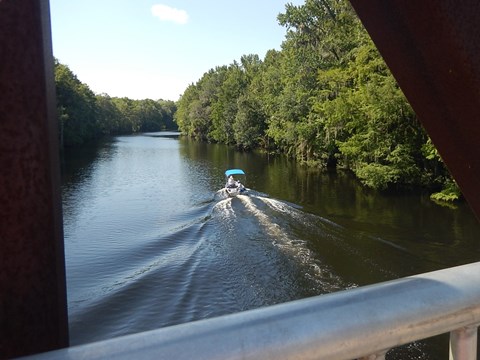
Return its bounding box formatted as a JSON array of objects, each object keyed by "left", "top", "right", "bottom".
[{"left": 1, "top": 0, "right": 480, "bottom": 359}]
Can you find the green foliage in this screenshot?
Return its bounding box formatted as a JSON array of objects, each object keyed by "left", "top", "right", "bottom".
[
  {"left": 55, "top": 60, "right": 98, "bottom": 146},
  {"left": 54, "top": 59, "right": 177, "bottom": 147},
  {"left": 234, "top": 94, "right": 266, "bottom": 150},
  {"left": 422, "top": 137, "right": 440, "bottom": 160},
  {"left": 175, "top": 57, "right": 266, "bottom": 147},
  {"left": 355, "top": 163, "right": 399, "bottom": 190},
  {"left": 430, "top": 180, "right": 461, "bottom": 203}
]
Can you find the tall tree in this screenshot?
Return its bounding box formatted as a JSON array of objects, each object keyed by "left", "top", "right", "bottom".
[{"left": 55, "top": 60, "right": 98, "bottom": 146}]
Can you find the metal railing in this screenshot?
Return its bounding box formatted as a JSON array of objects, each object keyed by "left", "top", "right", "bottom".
[{"left": 22, "top": 262, "right": 480, "bottom": 360}]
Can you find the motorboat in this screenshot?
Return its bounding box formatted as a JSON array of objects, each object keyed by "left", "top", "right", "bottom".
[{"left": 224, "top": 169, "right": 247, "bottom": 197}]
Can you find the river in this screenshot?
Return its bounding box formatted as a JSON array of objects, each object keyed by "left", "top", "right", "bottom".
[{"left": 61, "top": 132, "right": 480, "bottom": 359}]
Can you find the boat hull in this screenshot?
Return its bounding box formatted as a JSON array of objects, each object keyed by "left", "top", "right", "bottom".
[{"left": 225, "top": 186, "right": 247, "bottom": 197}]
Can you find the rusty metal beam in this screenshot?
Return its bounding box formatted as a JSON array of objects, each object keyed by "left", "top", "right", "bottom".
[
  {"left": 349, "top": 0, "right": 480, "bottom": 220},
  {"left": 0, "top": 0, "right": 69, "bottom": 358}
]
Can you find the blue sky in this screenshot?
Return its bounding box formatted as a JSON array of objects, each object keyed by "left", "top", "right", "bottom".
[{"left": 50, "top": 1, "right": 304, "bottom": 101}]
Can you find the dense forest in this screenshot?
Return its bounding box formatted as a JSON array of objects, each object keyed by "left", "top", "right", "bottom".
[
  {"left": 54, "top": 59, "right": 177, "bottom": 147},
  {"left": 173, "top": 0, "right": 459, "bottom": 201}
]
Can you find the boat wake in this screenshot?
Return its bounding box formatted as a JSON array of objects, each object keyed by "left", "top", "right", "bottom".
[
  {"left": 68, "top": 190, "right": 397, "bottom": 347},
  {"left": 210, "top": 193, "right": 353, "bottom": 297}
]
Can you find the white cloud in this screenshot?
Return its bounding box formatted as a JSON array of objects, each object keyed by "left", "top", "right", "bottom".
[{"left": 151, "top": 4, "right": 188, "bottom": 25}]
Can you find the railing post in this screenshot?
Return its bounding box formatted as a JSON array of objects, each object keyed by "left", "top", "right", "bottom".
[{"left": 449, "top": 325, "right": 478, "bottom": 360}]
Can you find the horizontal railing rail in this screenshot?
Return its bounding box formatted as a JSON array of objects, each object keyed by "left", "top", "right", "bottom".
[{"left": 22, "top": 262, "right": 480, "bottom": 360}]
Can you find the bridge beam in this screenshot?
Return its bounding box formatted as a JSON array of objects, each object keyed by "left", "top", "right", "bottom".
[
  {"left": 349, "top": 0, "right": 480, "bottom": 220},
  {"left": 0, "top": 0, "right": 69, "bottom": 358}
]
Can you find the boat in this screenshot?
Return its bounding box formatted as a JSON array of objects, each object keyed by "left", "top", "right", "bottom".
[{"left": 224, "top": 169, "right": 247, "bottom": 197}]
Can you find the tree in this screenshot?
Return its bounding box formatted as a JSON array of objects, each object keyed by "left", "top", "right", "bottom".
[
  {"left": 96, "top": 94, "right": 123, "bottom": 135},
  {"left": 55, "top": 60, "right": 98, "bottom": 146},
  {"left": 234, "top": 94, "right": 266, "bottom": 150}
]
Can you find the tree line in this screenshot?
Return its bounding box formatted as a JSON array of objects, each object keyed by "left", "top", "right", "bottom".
[
  {"left": 174, "top": 0, "right": 459, "bottom": 201},
  {"left": 54, "top": 59, "right": 177, "bottom": 147}
]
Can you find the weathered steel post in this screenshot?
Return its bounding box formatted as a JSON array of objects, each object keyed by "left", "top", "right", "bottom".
[{"left": 0, "top": 0, "right": 69, "bottom": 358}]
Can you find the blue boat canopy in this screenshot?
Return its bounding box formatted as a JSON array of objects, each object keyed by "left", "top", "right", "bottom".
[{"left": 225, "top": 169, "right": 245, "bottom": 177}]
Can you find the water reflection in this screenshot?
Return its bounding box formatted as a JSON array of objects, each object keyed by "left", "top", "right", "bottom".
[{"left": 180, "top": 135, "right": 480, "bottom": 273}]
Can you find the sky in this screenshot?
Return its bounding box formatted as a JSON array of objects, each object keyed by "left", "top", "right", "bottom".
[{"left": 50, "top": 0, "right": 305, "bottom": 101}]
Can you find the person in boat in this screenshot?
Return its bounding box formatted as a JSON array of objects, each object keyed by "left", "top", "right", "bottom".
[{"left": 227, "top": 175, "right": 237, "bottom": 188}]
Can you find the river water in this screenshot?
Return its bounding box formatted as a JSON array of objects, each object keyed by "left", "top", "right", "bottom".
[{"left": 61, "top": 132, "right": 480, "bottom": 358}]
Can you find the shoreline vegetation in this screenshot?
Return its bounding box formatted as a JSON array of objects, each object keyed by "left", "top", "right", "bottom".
[
  {"left": 54, "top": 59, "right": 178, "bottom": 148},
  {"left": 54, "top": 0, "right": 460, "bottom": 204}
]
